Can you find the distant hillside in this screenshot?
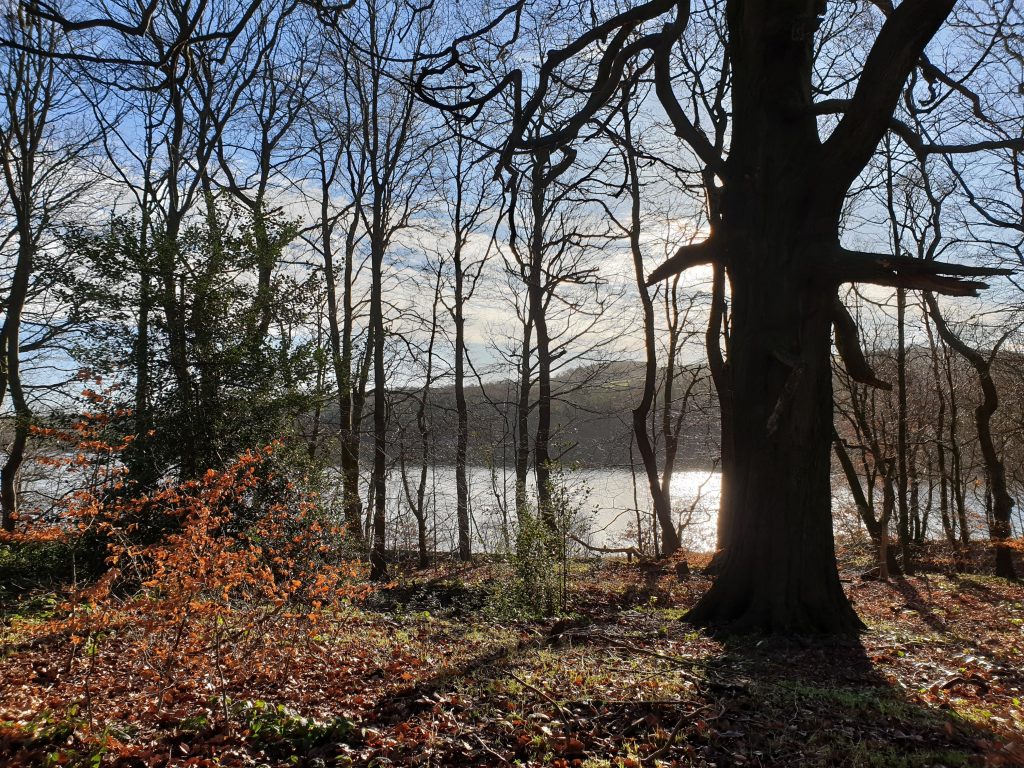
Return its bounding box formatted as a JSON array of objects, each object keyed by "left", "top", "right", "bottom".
[{"left": 317, "top": 360, "right": 723, "bottom": 470}]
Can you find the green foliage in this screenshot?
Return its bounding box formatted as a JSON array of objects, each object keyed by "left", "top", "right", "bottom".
[
  {"left": 233, "top": 698, "right": 355, "bottom": 754},
  {"left": 495, "top": 466, "right": 592, "bottom": 618},
  {"left": 0, "top": 540, "right": 104, "bottom": 601},
  {"left": 505, "top": 507, "right": 563, "bottom": 617},
  {"left": 771, "top": 681, "right": 944, "bottom": 726},
  {"left": 60, "top": 197, "right": 321, "bottom": 484},
  {"left": 0, "top": 703, "right": 110, "bottom": 768}
]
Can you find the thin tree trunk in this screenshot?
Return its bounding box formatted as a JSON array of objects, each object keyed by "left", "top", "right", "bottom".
[
  {"left": 910, "top": 444, "right": 922, "bottom": 544},
  {"left": 514, "top": 315, "right": 533, "bottom": 522},
  {"left": 942, "top": 344, "right": 971, "bottom": 545},
  {"left": 705, "top": 264, "right": 732, "bottom": 571},
  {"left": 924, "top": 306, "right": 957, "bottom": 549},
  {"left": 529, "top": 152, "right": 554, "bottom": 528},
  {"left": 620, "top": 99, "right": 681, "bottom": 557},
  {"left": 925, "top": 294, "right": 1016, "bottom": 579},
  {"left": 369, "top": 213, "right": 388, "bottom": 580},
  {"left": 412, "top": 268, "right": 441, "bottom": 568},
  {"left": 832, "top": 430, "right": 880, "bottom": 539},
  {"left": 0, "top": 346, "right": 29, "bottom": 531},
  {"left": 323, "top": 189, "right": 366, "bottom": 541},
  {"left": 0, "top": 49, "right": 38, "bottom": 528},
  {"left": 879, "top": 458, "right": 895, "bottom": 582},
  {"left": 895, "top": 288, "right": 913, "bottom": 571},
  {"left": 0, "top": 230, "right": 31, "bottom": 529},
  {"left": 453, "top": 221, "right": 471, "bottom": 562}
]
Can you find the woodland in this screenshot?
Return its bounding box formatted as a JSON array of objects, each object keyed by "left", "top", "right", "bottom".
[{"left": 1, "top": 0, "right": 1024, "bottom": 765}]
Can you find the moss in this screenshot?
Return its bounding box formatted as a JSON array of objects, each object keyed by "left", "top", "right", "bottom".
[
  {"left": 808, "top": 735, "right": 972, "bottom": 768},
  {"left": 769, "top": 680, "right": 944, "bottom": 726}
]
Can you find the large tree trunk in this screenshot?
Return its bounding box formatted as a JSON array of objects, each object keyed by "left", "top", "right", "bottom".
[
  {"left": 686, "top": 244, "right": 863, "bottom": 633},
  {"left": 428, "top": 0, "right": 964, "bottom": 633},
  {"left": 683, "top": 2, "right": 867, "bottom": 632}
]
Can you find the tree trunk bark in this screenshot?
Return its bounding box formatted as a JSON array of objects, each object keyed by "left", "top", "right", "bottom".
[
  {"left": 514, "top": 316, "right": 532, "bottom": 522},
  {"left": 945, "top": 350, "right": 970, "bottom": 546},
  {"left": 631, "top": 342, "right": 681, "bottom": 557},
  {"left": 895, "top": 287, "right": 913, "bottom": 572},
  {"left": 683, "top": 4, "right": 867, "bottom": 630},
  {"left": 412, "top": 269, "right": 441, "bottom": 568},
  {"left": 328, "top": 206, "right": 367, "bottom": 542},
  {"left": 454, "top": 233, "right": 472, "bottom": 562},
  {"left": 0, "top": 378, "right": 29, "bottom": 532},
  {"left": 129, "top": 225, "right": 157, "bottom": 488},
  {"left": 369, "top": 213, "right": 388, "bottom": 580},
  {"left": 878, "top": 459, "right": 894, "bottom": 582},
  {"left": 924, "top": 308, "right": 957, "bottom": 549},
  {"left": 0, "top": 206, "right": 35, "bottom": 530},
  {"left": 618, "top": 95, "right": 682, "bottom": 556},
  {"left": 686, "top": 250, "right": 864, "bottom": 633},
  {"left": 529, "top": 154, "right": 554, "bottom": 529}
]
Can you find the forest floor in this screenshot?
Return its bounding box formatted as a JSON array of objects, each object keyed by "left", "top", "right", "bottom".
[{"left": 1, "top": 547, "right": 1023, "bottom": 767}]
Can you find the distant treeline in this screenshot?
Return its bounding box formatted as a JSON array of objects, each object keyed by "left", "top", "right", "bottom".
[{"left": 310, "top": 360, "right": 722, "bottom": 470}]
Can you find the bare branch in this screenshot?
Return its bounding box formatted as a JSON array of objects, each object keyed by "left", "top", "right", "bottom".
[
  {"left": 825, "top": 248, "right": 1013, "bottom": 295},
  {"left": 832, "top": 298, "right": 891, "bottom": 390},
  {"left": 814, "top": 99, "right": 1024, "bottom": 159},
  {"left": 646, "top": 239, "right": 718, "bottom": 285},
  {"left": 822, "top": 0, "right": 956, "bottom": 190}
]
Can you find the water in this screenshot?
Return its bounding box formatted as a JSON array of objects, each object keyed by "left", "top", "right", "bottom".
[
  {"left": 350, "top": 465, "right": 723, "bottom": 555},
  {"left": 21, "top": 452, "right": 1017, "bottom": 556},
  {"left": 348, "top": 465, "right": 1022, "bottom": 557}
]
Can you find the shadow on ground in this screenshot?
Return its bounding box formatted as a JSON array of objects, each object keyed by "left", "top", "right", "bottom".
[{"left": 352, "top": 574, "right": 1022, "bottom": 767}]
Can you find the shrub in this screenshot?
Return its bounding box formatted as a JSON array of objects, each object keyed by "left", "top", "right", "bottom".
[
  {"left": 2, "top": 392, "right": 366, "bottom": 737},
  {"left": 497, "top": 466, "right": 592, "bottom": 618}
]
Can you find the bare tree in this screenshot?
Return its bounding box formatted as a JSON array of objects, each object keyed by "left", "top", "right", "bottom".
[
  {"left": 299, "top": 36, "right": 372, "bottom": 541},
  {"left": 436, "top": 108, "right": 493, "bottom": 561},
  {"left": 342, "top": 0, "right": 434, "bottom": 579},
  {"left": 605, "top": 80, "right": 705, "bottom": 557},
  {"left": 0, "top": 15, "right": 95, "bottom": 527},
  {"left": 422, "top": 0, "right": 1017, "bottom": 632},
  {"left": 398, "top": 260, "right": 445, "bottom": 567}
]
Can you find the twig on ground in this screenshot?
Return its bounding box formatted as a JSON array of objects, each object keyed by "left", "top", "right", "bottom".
[
  {"left": 474, "top": 734, "right": 510, "bottom": 764},
  {"left": 645, "top": 703, "right": 718, "bottom": 763},
  {"left": 563, "top": 631, "right": 706, "bottom": 685},
  {"left": 509, "top": 671, "right": 575, "bottom": 723}
]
